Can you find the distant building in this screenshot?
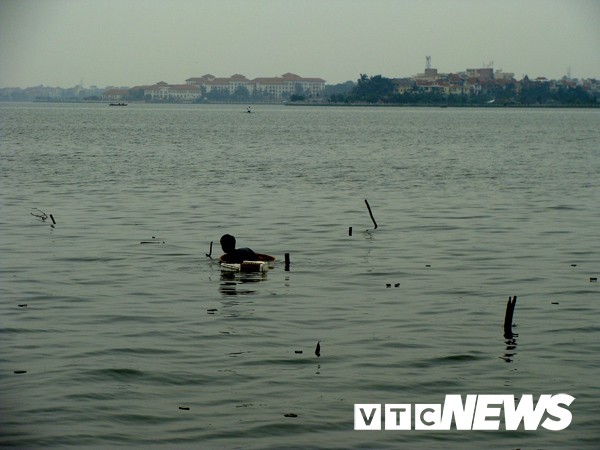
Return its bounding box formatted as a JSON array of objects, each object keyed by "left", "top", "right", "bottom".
[
  {"left": 143, "top": 82, "right": 171, "bottom": 101},
  {"left": 185, "top": 75, "right": 215, "bottom": 85},
  {"left": 184, "top": 72, "right": 326, "bottom": 101},
  {"left": 495, "top": 70, "right": 515, "bottom": 81},
  {"left": 465, "top": 68, "right": 494, "bottom": 80},
  {"left": 414, "top": 67, "right": 440, "bottom": 80},
  {"left": 392, "top": 78, "right": 415, "bottom": 94},
  {"left": 415, "top": 56, "right": 444, "bottom": 80},
  {"left": 102, "top": 89, "right": 129, "bottom": 101}
]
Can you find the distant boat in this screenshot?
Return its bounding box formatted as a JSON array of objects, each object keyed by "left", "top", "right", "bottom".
[{"left": 109, "top": 102, "right": 127, "bottom": 106}]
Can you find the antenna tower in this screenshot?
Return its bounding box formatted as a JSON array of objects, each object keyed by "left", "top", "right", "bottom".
[{"left": 426, "top": 56, "right": 431, "bottom": 70}]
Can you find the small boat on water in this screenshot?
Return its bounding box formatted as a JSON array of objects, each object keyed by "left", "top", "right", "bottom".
[
  {"left": 219, "top": 253, "right": 276, "bottom": 273},
  {"left": 109, "top": 102, "right": 127, "bottom": 106}
]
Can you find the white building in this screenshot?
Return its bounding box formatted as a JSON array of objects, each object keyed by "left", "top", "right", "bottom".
[
  {"left": 144, "top": 82, "right": 200, "bottom": 102},
  {"left": 145, "top": 73, "right": 326, "bottom": 102},
  {"left": 185, "top": 72, "right": 326, "bottom": 100}
]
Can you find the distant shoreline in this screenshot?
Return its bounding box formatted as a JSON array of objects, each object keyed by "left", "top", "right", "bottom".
[
  {"left": 1, "top": 99, "right": 598, "bottom": 109},
  {"left": 285, "top": 101, "right": 600, "bottom": 109}
]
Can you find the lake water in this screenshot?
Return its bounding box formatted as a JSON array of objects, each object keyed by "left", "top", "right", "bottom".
[{"left": 1, "top": 103, "right": 599, "bottom": 449}]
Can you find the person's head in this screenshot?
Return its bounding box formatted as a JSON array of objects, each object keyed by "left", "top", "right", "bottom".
[{"left": 220, "top": 234, "right": 236, "bottom": 253}]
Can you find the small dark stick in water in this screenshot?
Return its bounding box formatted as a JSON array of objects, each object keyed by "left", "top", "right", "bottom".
[
  {"left": 315, "top": 341, "right": 321, "bottom": 357},
  {"left": 206, "top": 241, "right": 213, "bottom": 259},
  {"left": 349, "top": 226, "right": 353, "bottom": 236},
  {"left": 50, "top": 214, "right": 56, "bottom": 225},
  {"left": 285, "top": 253, "right": 290, "bottom": 271},
  {"left": 364, "top": 199, "right": 378, "bottom": 229}
]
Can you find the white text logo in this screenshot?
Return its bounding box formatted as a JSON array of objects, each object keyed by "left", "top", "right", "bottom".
[{"left": 354, "top": 394, "right": 574, "bottom": 431}]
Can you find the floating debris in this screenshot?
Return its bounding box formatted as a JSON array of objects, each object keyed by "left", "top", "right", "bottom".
[
  {"left": 386, "top": 283, "right": 391, "bottom": 288},
  {"left": 30, "top": 208, "right": 48, "bottom": 221},
  {"left": 207, "top": 308, "right": 218, "bottom": 314},
  {"left": 571, "top": 264, "right": 577, "bottom": 267},
  {"left": 50, "top": 214, "right": 56, "bottom": 225},
  {"left": 551, "top": 302, "right": 560, "bottom": 305},
  {"left": 18, "top": 304, "right": 27, "bottom": 308},
  {"left": 284, "top": 413, "right": 298, "bottom": 418},
  {"left": 394, "top": 283, "right": 400, "bottom": 287},
  {"left": 425, "top": 264, "right": 431, "bottom": 267},
  {"left": 591, "top": 277, "right": 597, "bottom": 282},
  {"left": 179, "top": 406, "right": 190, "bottom": 411},
  {"left": 295, "top": 350, "right": 303, "bottom": 354},
  {"left": 315, "top": 341, "right": 321, "bottom": 357},
  {"left": 14, "top": 370, "right": 27, "bottom": 374},
  {"left": 348, "top": 226, "right": 353, "bottom": 236},
  {"left": 140, "top": 237, "right": 164, "bottom": 244},
  {"left": 206, "top": 241, "right": 213, "bottom": 259}
]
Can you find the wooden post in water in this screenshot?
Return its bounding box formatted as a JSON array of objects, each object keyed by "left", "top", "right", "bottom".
[
  {"left": 284, "top": 253, "right": 290, "bottom": 271},
  {"left": 504, "top": 295, "right": 517, "bottom": 339},
  {"left": 364, "top": 199, "right": 378, "bottom": 229}
]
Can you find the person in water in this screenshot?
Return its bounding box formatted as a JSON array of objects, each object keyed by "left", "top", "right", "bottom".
[{"left": 220, "top": 234, "right": 258, "bottom": 263}]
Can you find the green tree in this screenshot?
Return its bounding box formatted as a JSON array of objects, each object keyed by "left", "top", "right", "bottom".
[
  {"left": 324, "top": 81, "right": 355, "bottom": 99},
  {"left": 351, "top": 74, "right": 395, "bottom": 103},
  {"left": 206, "top": 88, "right": 230, "bottom": 102},
  {"left": 231, "top": 85, "right": 250, "bottom": 101},
  {"left": 519, "top": 78, "right": 550, "bottom": 104}
]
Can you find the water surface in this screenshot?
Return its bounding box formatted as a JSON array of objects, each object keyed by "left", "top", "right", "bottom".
[{"left": 1, "top": 103, "right": 599, "bottom": 448}]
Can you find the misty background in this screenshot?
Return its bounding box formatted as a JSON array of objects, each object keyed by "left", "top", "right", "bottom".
[{"left": 1, "top": 0, "right": 599, "bottom": 88}]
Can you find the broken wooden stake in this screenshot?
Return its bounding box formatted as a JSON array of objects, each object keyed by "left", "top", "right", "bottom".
[
  {"left": 364, "top": 199, "right": 378, "bottom": 229},
  {"left": 504, "top": 295, "right": 517, "bottom": 339}
]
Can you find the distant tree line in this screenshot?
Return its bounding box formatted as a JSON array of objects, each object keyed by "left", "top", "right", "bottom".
[{"left": 325, "top": 74, "right": 598, "bottom": 106}]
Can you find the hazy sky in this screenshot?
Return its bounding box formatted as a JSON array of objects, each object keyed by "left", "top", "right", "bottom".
[{"left": 1, "top": 0, "right": 599, "bottom": 88}]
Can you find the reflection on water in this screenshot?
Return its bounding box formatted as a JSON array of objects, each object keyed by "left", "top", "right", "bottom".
[
  {"left": 219, "top": 271, "right": 267, "bottom": 296},
  {"left": 501, "top": 336, "right": 518, "bottom": 363}
]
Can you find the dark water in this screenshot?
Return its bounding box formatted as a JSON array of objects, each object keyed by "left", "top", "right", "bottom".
[{"left": 1, "top": 103, "right": 599, "bottom": 449}]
